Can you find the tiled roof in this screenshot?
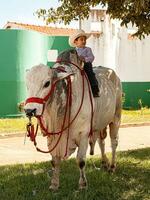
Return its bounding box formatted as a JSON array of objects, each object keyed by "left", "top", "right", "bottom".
[{"left": 3, "top": 21, "right": 77, "bottom": 36}]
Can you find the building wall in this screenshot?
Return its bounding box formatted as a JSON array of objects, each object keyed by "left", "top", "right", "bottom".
[
  {"left": 81, "top": 10, "right": 118, "bottom": 69},
  {"left": 82, "top": 10, "right": 150, "bottom": 109},
  {"left": 0, "top": 29, "right": 70, "bottom": 117},
  {"left": 116, "top": 28, "right": 150, "bottom": 109}
]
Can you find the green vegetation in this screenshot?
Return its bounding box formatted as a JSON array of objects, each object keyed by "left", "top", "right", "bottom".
[
  {"left": 0, "top": 117, "right": 27, "bottom": 134},
  {"left": 0, "top": 148, "right": 150, "bottom": 200},
  {"left": 0, "top": 109, "right": 150, "bottom": 134},
  {"left": 0, "top": 117, "right": 38, "bottom": 136},
  {"left": 121, "top": 108, "right": 150, "bottom": 124},
  {"left": 36, "top": 0, "right": 150, "bottom": 38}
]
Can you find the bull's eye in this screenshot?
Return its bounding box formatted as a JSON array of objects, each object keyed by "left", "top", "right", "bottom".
[{"left": 44, "top": 81, "right": 50, "bottom": 88}]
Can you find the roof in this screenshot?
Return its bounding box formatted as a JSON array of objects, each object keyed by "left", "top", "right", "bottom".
[{"left": 3, "top": 21, "right": 77, "bottom": 36}]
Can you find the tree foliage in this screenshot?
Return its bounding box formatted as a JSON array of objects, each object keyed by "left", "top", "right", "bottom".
[{"left": 36, "top": 0, "right": 150, "bottom": 38}]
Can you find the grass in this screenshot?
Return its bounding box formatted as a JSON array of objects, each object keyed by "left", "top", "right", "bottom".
[
  {"left": 0, "top": 117, "right": 27, "bottom": 133},
  {"left": 121, "top": 108, "right": 150, "bottom": 124},
  {"left": 0, "top": 148, "right": 150, "bottom": 200},
  {"left": 0, "top": 109, "right": 150, "bottom": 134},
  {"left": 0, "top": 117, "right": 36, "bottom": 135}
]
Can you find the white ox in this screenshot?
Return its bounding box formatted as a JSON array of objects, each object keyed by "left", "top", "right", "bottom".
[{"left": 24, "top": 49, "right": 122, "bottom": 190}]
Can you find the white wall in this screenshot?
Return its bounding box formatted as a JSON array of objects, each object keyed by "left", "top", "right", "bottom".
[
  {"left": 81, "top": 10, "right": 119, "bottom": 69},
  {"left": 116, "top": 28, "right": 150, "bottom": 82},
  {"left": 81, "top": 9, "right": 150, "bottom": 83}
]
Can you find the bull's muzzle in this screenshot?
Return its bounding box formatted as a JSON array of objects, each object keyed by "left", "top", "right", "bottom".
[{"left": 24, "top": 108, "right": 37, "bottom": 117}]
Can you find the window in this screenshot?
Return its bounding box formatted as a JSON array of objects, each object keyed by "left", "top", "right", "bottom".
[
  {"left": 47, "top": 50, "right": 58, "bottom": 62},
  {"left": 91, "top": 22, "right": 102, "bottom": 32}
]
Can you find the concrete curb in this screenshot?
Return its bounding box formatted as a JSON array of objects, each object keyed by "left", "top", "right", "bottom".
[
  {"left": 0, "top": 122, "right": 150, "bottom": 138},
  {"left": 120, "top": 122, "right": 150, "bottom": 128},
  {"left": 0, "top": 132, "right": 25, "bottom": 139}
]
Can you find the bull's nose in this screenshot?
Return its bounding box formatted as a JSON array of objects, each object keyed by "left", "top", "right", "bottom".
[{"left": 24, "top": 108, "right": 36, "bottom": 117}]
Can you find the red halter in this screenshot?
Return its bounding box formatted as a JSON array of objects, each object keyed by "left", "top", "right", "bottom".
[{"left": 25, "top": 61, "right": 94, "bottom": 155}]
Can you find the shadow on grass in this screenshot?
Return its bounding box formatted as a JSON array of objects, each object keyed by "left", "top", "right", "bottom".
[
  {"left": 118, "top": 147, "right": 150, "bottom": 161},
  {"left": 0, "top": 148, "right": 150, "bottom": 200}
]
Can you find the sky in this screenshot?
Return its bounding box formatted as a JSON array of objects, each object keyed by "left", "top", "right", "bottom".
[{"left": 0, "top": 0, "right": 78, "bottom": 28}]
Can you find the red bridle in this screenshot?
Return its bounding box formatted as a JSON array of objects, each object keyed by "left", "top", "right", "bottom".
[
  {"left": 25, "top": 78, "right": 58, "bottom": 117},
  {"left": 25, "top": 60, "right": 94, "bottom": 155}
]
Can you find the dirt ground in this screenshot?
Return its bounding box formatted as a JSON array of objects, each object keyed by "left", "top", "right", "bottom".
[{"left": 0, "top": 125, "right": 150, "bottom": 166}]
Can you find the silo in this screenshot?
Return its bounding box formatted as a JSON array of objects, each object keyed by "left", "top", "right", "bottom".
[
  {"left": 0, "top": 30, "right": 21, "bottom": 117},
  {"left": 0, "top": 29, "right": 70, "bottom": 117}
]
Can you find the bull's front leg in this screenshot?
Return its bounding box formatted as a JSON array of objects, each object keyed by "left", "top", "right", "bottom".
[
  {"left": 76, "top": 134, "right": 88, "bottom": 189},
  {"left": 49, "top": 156, "right": 61, "bottom": 191}
]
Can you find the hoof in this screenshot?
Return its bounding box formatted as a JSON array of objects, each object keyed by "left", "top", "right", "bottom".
[
  {"left": 101, "top": 160, "right": 110, "bottom": 170},
  {"left": 90, "top": 149, "right": 94, "bottom": 155},
  {"left": 79, "top": 178, "right": 87, "bottom": 190},
  {"left": 49, "top": 184, "right": 59, "bottom": 191},
  {"left": 79, "top": 182, "right": 87, "bottom": 190},
  {"left": 108, "top": 164, "right": 116, "bottom": 173}
]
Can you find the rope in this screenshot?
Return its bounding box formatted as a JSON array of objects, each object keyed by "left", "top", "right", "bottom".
[
  {"left": 26, "top": 60, "right": 94, "bottom": 154},
  {"left": 27, "top": 77, "right": 71, "bottom": 154}
]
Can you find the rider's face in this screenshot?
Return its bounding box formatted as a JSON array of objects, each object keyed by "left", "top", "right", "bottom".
[{"left": 74, "top": 36, "right": 86, "bottom": 48}]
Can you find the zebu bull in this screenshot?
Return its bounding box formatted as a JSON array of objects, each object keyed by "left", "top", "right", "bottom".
[{"left": 24, "top": 49, "right": 122, "bottom": 190}]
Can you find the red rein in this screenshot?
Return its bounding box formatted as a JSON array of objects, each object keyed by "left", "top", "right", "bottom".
[{"left": 25, "top": 61, "right": 94, "bottom": 155}]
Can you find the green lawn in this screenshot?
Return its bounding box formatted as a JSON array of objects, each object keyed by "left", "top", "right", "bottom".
[
  {"left": 0, "top": 148, "right": 150, "bottom": 200},
  {"left": 0, "top": 109, "right": 150, "bottom": 134},
  {"left": 0, "top": 117, "right": 35, "bottom": 135},
  {"left": 121, "top": 109, "right": 150, "bottom": 124}
]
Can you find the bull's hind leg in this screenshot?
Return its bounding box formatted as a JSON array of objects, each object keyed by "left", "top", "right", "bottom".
[
  {"left": 49, "top": 156, "right": 61, "bottom": 191},
  {"left": 109, "top": 100, "right": 121, "bottom": 172},
  {"left": 98, "top": 128, "right": 110, "bottom": 170},
  {"left": 89, "top": 132, "right": 97, "bottom": 155},
  {"left": 76, "top": 134, "right": 88, "bottom": 189},
  {"left": 109, "top": 122, "right": 119, "bottom": 172}
]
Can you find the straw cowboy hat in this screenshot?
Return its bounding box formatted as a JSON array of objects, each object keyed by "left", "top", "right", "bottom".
[{"left": 69, "top": 29, "right": 91, "bottom": 47}]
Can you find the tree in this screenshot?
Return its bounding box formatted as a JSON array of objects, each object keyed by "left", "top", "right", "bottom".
[{"left": 36, "top": 0, "right": 150, "bottom": 38}]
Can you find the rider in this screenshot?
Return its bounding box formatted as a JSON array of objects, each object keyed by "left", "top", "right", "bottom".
[{"left": 69, "top": 29, "right": 99, "bottom": 97}]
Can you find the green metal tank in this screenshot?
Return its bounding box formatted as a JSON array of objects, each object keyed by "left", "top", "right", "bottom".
[{"left": 0, "top": 29, "right": 70, "bottom": 117}]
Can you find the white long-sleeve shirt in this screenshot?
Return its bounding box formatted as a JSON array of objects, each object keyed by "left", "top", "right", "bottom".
[{"left": 76, "top": 47, "right": 95, "bottom": 63}]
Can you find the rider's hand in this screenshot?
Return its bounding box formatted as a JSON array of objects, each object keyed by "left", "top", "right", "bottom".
[{"left": 79, "top": 56, "right": 85, "bottom": 62}]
